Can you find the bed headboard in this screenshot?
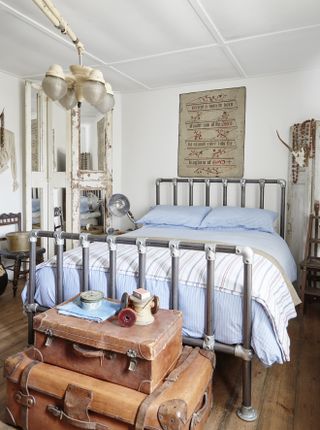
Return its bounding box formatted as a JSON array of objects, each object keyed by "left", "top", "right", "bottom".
[{"left": 155, "top": 178, "right": 286, "bottom": 238}]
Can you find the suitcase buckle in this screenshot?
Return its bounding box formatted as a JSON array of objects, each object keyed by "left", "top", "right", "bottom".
[
  {"left": 44, "top": 329, "right": 53, "bottom": 347},
  {"left": 127, "top": 349, "right": 138, "bottom": 372},
  {"left": 15, "top": 391, "right": 35, "bottom": 408}
]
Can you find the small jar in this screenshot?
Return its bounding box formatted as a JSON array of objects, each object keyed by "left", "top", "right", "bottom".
[{"left": 79, "top": 290, "right": 104, "bottom": 311}]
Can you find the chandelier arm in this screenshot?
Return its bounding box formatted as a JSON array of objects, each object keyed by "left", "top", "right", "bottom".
[{"left": 32, "top": 0, "right": 85, "bottom": 57}]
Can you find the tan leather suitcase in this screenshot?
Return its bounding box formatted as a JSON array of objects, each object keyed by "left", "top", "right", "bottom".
[
  {"left": 33, "top": 304, "right": 182, "bottom": 394},
  {"left": 4, "top": 346, "right": 214, "bottom": 430}
]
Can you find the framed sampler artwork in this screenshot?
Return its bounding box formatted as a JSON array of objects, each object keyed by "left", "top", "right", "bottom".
[{"left": 178, "top": 86, "right": 246, "bottom": 178}]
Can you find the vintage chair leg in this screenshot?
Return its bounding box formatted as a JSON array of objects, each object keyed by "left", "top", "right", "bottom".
[{"left": 12, "top": 258, "right": 21, "bottom": 297}]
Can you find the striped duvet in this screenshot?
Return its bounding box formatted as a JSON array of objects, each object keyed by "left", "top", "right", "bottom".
[{"left": 26, "top": 231, "right": 299, "bottom": 366}]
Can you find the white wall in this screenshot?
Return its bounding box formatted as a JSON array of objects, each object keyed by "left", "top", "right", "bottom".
[
  {"left": 0, "top": 71, "right": 24, "bottom": 235},
  {"left": 1, "top": 68, "right": 320, "bottom": 233},
  {"left": 120, "top": 69, "right": 320, "bottom": 221}
]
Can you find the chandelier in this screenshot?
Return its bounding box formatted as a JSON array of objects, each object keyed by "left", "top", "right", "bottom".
[{"left": 32, "top": 0, "right": 115, "bottom": 113}]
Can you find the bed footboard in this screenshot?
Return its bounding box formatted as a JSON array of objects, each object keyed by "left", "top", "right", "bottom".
[{"left": 26, "top": 230, "right": 257, "bottom": 422}]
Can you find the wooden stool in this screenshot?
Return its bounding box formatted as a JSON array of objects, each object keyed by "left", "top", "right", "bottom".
[{"left": 300, "top": 201, "right": 320, "bottom": 313}]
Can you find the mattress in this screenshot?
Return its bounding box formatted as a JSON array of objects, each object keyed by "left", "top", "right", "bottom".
[{"left": 22, "top": 226, "right": 298, "bottom": 366}]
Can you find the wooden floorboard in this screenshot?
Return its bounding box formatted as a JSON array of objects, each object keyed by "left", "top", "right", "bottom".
[{"left": 0, "top": 282, "right": 319, "bottom": 429}]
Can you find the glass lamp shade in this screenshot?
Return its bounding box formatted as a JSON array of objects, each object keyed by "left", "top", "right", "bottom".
[
  {"left": 42, "top": 75, "right": 67, "bottom": 101},
  {"left": 82, "top": 80, "right": 105, "bottom": 106},
  {"left": 59, "top": 87, "right": 77, "bottom": 110},
  {"left": 96, "top": 92, "right": 115, "bottom": 113}
]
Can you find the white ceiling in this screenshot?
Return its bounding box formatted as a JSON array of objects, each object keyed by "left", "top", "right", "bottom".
[{"left": 0, "top": 0, "right": 320, "bottom": 93}]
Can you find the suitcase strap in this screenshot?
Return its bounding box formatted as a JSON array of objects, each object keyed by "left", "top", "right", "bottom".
[
  {"left": 47, "top": 384, "right": 108, "bottom": 430},
  {"left": 135, "top": 347, "right": 200, "bottom": 430},
  {"left": 15, "top": 360, "right": 39, "bottom": 430},
  {"left": 47, "top": 404, "right": 108, "bottom": 430}
]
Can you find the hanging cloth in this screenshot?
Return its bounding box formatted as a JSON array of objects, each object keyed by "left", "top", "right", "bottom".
[{"left": 0, "top": 109, "right": 18, "bottom": 191}]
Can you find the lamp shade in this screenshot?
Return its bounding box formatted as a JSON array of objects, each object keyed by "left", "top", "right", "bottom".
[
  {"left": 42, "top": 64, "right": 67, "bottom": 101},
  {"left": 82, "top": 80, "right": 105, "bottom": 106},
  {"left": 96, "top": 91, "right": 115, "bottom": 114},
  {"left": 42, "top": 75, "right": 67, "bottom": 101},
  {"left": 108, "top": 194, "right": 130, "bottom": 217},
  {"left": 59, "top": 86, "right": 77, "bottom": 110}
]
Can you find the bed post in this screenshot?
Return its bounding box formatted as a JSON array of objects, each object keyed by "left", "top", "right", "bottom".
[
  {"left": 259, "top": 179, "right": 265, "bottom": 209},
  {"left": 204, "top": 244, "right": 215, "bottom": 350},
  {"left": 80, "top": 233, "right": 90, "bottom": 292},
  {"left": 236, "top": 246, "right": 257, "bottom": 422},
  {"left": 278, "top": 179, "right": 286, "bottom": 239},
  {"left": 107, "top": 236, "right": 117, "bottom": 298},
  {"left": 136, "top": 238, "right": 147, "bottom": 290},
  {"left": 156, "top": 178, "right": 161, "bottom": 205},
  {"left": 27, "top": 230, "right": 38, "bottom": 345},
  {"left": 188, "top": 179, "right": 194, "bottom": 206},
  {"left": 169, "top": 240, "right": 180, "bottom": 309},
  {"left": 54, "top": 231, "right": 64, "bottom": 304},
  {"left": 222, "top": 179, "right": 228, "bottom": 206}
]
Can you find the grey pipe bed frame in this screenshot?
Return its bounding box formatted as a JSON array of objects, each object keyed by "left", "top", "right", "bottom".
[{"left": 26, "top": 177, "right": 287, "bottom": 423}]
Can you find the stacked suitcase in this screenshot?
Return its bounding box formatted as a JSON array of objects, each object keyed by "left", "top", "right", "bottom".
[{"left": 4, "top": 297, "right": 215, "bottom": 430}]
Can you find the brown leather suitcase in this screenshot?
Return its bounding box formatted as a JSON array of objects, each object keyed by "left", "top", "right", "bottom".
[
  {"left": 4, "top": 346, "right": 214, "bottom": 430},
  {"left": 33, "top": 304, "right": 182, "bottom": 394}
]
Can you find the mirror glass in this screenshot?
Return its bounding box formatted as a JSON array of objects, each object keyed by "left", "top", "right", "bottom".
[
  {"left": 79, "top": 189, "right": 105, "bottom": 234},
  {"left": 52, "top": 102, "right": 67, "bottom": 172},
  {"left": 31, "top": 87, "right": 42, "bottom": 172},
  {"left": 80, "top": 104, "right": 106, "bottom": 171},
  {"left": 32, "top": 187, "right": 42, "bottom": 228},
  {"left": 53, "top": 187, "right": 66, "bottom": 231}
]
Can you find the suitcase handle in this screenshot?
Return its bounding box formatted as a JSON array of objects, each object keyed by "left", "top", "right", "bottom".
[
  {"left": 47, "top": 404, "right": 108, "bottom": 430},
  {"left": 189, "top": 391, "right": 209, "bottom": 430},
  {"left": 72, "top": 343, "right": 105, "bottom": 359}
]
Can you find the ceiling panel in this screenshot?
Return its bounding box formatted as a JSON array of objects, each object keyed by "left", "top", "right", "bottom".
[
  {"left": 3, "top": 0, "right": 217, "bottom": 63},
  {"left": 96, "top": 66, "right": 147, "bottom": 92},
  {"left": 229, "top": 26, "right": 320, "bottom": 75},
  {"left": 201, "top": 0, "right": 320, "bottom": 40},
  {"left": 115, "top": 46, "right": 240, "bottom": 88},
  {"left": 0, "top": 0, "right": 320, "bottom": 90}
]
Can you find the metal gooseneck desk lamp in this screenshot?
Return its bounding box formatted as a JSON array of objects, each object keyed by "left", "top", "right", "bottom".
[{"left": 107, "top": 194, "right": 137, "bottom": 232}]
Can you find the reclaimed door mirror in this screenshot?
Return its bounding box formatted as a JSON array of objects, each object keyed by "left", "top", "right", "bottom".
[
  {"left": 79, "top": 103, "right": 107, "bottom": 172},
  {"left": 70, "top": 104, "right": 113, "bottom": 235},
  {"left": 25, "top": 81, "right": 71, "bottom": 255}
]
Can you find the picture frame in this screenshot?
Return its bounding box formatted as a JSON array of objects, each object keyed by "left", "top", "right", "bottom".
[{"left": 178, "top": 86, "right": 246, "bottom": 178}]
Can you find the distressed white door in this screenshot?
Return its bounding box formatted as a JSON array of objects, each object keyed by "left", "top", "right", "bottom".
[
  {"left": 25, "top": 81, "right": 71, "bottom": 256},
  {"left": 287, "top": 121, "right": 320, "bottom": 263}
]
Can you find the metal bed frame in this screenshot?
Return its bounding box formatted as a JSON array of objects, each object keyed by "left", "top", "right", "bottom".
[{"left": 26, "top": 177, "right": 287, "bottom": 422}]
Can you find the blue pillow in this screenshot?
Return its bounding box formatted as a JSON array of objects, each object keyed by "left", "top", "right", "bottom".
[
  {"left": 137, "top": 205, "right": 211, "bottom": 228},
  {"left": 199, "top": 206, "right": 278, "bottom": 233}
]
